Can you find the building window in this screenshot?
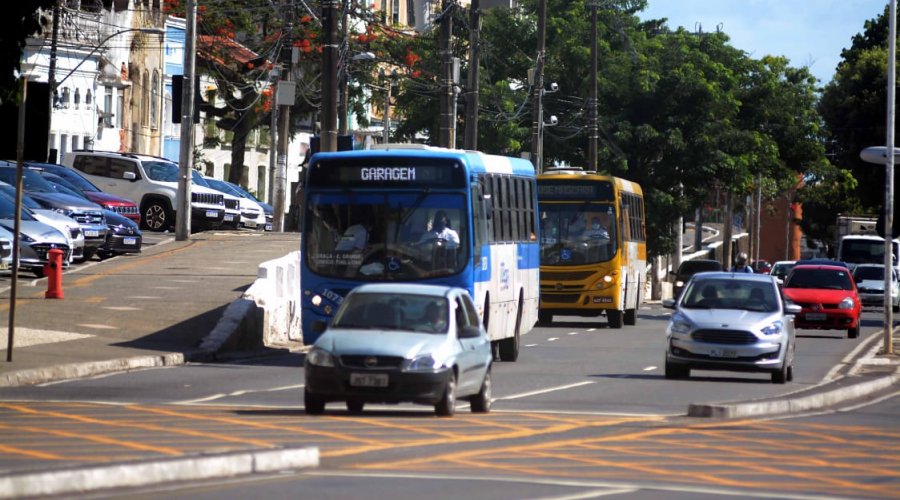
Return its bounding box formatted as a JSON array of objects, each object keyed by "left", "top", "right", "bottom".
[
  {"left": 86, "top": 89, "right": 92, "bottom": 107},
  {"left": 74, "top": 88, "right": 81, "bottom": 109},
  {"left": 142, "top": 71, "right": 150, "bottom": 126},
  {"left": 224, "top": 163, "right": 231, "bottom": 181},
  {"left": 72, "top": 135, "right": 79, "bottom": 151},
  {"left": 117, "top": 89, "right": 124, "bottom": 128},
  {"left": 150, "top": 70, "right": 159, "bottom": 129},
  {"left": 61, "top": 87, "right": 70, "bottom": 108},
  {"left": 104, "top": 86, "right": 114, "bottom": 127}
]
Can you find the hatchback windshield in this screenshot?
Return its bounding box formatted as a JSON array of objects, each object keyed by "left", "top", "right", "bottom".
[
  {"left": 784, "top": 268, "right": 854, "bottom": 291},
  {"left": 681, "top": 278, "right": 778, "bottom": 312},
  {"left": 332, "top": 293, "right": 449, "bottom": 333}
]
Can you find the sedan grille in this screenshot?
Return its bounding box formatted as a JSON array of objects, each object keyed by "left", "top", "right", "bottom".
[
  {"left": 31, "top": 243, "right": 71, "bottom": 262},
  {"left": 192, "top": 192, "right": 224, "bottom": 206},
  {"left": 340, "top": 355, "right": 404, "bottom": 369},
  {"left": 691, "top": 329, "right": 758, "bottom": 345}
]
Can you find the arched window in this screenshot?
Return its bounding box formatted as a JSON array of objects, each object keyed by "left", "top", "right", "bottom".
[
  {"left": 85, "top": 89, "right": 92, "bottom": 107},
  {"left": 150, "top": 70, "right": 159, "bottom": 129},
  {"left": 142, "top": 70, "right": 150, "bottom": 126},
  {"left": 74, "top": 88, "right": 81, "bottom": 109}
]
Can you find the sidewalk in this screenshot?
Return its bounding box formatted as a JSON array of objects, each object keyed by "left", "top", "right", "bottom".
[{"left": 0, "top": 230, "right": 302, "bottom": 386}]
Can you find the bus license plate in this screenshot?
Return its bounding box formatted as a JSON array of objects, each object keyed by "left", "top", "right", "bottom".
[
  {"left": 709, "top": 348, "right": 738, "bottom": 358},
  {"left": 206, "top": 210, "right": 218, "bottom": 218},
  {"left": 350, "top": 373, "right": 388, "bottom": 387},
  {"left": 805, "top": 312, "right": 826, "bottom": 321},
  {"left": 124, "top": 237, "right": 137, "bottom": 246}
]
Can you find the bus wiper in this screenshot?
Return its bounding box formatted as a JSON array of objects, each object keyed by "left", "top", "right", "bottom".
[{"left": 400, "top": 187, "right": 430, "bottom": 226}]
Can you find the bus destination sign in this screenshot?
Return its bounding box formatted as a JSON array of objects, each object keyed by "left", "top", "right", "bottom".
[
  {"left": 309, "top": 158, "right": 465, "bottom": 188},
  {"left": 537, "top": 180, "right": 614, "bottom": 201}
]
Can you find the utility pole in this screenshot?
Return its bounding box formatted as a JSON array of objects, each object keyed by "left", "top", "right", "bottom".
[
  {"left": 463, "top": 0, "right": 481, "bottom": 150},
  {"left": 46, "top": 1, "right": 60, "bottom": 162},
  {"left": 320, "top": 0, "right": 340, "bottom": 152},
  {"left": 530, "top": 0, "right": 546, "bottom": 172},
  {"left": 587, "top": 0, "right": 598, "bottom": 171},
  {"left": 176, "top": 0, "right": 197, "bottom": 241},
  {"left": 439, "top": 0, "right": 454, "bottom": 148},
  {"left": 268, "top": 67, "right": 278, "bottom": 204},
  {"left": 273, "top": 0, "right": 293, "bottom": 232},
  {"left": 338, "top": 7, "right": 349, "bottom": 136}
]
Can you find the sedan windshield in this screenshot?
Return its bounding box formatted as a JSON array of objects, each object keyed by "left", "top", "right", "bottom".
[{"left": 332, "top": 293, "right": 449, "bottom": 333}]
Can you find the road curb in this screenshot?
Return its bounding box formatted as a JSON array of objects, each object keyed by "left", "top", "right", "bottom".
[
  {"left": 0, "top": 446, "right": 319, "bottom": 499},
  {"left": 687, "top": 369, "right": 900, "bottom": 418}
]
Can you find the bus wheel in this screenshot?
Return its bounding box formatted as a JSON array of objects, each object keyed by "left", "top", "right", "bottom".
[
  {"left": 624, "top": 308, "right": 637, "bottom": 326},
  {"left": 499, "top": 301, "right": 522, "bottom": 362},
  {"left": 607, "top": 310, "right": 624, "bottom": 329},
  {"left": 538, "top": 309, "right": 553, "bottom": 324}
]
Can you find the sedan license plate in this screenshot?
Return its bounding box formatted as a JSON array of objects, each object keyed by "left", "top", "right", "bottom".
[
  {"left": 265, "top": 223, "right": 273, "bottom": 231},
  {"left": 124, "top": 237, "right": 137, "bottom": 246},
  {"left": 224, "top": 214, "right": 235, "bottom": 222},
  {"left": 205, "top": 210, "right": 218, "bottom": 218},
  {"left": 350, "top": 373, "right": 388, "bottom": 388},
  {"left": 805, "top": 312, "right": 827, "bottom": 321},
  {"left": 84, "top": 230, "right": 99, "bottom": 237},
  {"left": 709, "top": 348, "right": 738, "bottom": 358}
]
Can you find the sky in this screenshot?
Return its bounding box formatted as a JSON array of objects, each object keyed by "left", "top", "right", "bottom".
[{"left": 638, "top": 0, "right": 889, "bottom": 84}]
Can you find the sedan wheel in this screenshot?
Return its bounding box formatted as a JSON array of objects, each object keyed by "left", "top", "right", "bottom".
[
  {"left": 772, "top": 361, "right": 789, "bottom": 384},
  {"left": 304, "top": 389, "right": 325, "bottom": 415},
  {"left": 435, "top": 373, "right": 457, "bottom": 417},
  {"left": 470, "top": 369, "right": 492, "bottom": 413},
  {"left": 664, "top": 359, "right": 689, "bottom": 379}
]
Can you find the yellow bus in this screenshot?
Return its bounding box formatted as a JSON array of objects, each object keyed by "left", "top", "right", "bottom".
[{"left": 537, "top": 167, "right": 647, "bottom": 328}]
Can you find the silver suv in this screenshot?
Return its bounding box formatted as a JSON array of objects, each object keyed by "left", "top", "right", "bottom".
[{"left": 61, "top": 151, "right": 225, "bottom": 232}]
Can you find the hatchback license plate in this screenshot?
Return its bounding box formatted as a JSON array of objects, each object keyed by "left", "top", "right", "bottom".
[
  {"left": 805, "top": 312, "right": 826, "bottom": 321},
  {"left": 350, "top": 373, "right": 388, "bottom": 387}
]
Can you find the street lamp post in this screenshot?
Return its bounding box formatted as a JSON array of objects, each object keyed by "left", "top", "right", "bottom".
[{"left": 380, "top": 68, "right": 398, "bottom": 144}]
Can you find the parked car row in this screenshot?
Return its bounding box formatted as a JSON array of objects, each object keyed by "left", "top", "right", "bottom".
[
  {"left": 0, "top": 153, "right": 273, "bottom": 277},
  {"left": 662, "top": 259, "right": 869, "bottom": 384}
]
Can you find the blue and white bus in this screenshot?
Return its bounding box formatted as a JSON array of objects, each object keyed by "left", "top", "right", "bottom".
[{"left": 300, "top": 144, "right": 539, "bottom": 361}]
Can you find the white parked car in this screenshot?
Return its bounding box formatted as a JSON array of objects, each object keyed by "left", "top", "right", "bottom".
[
  {"left": 202, "top": 176, "right": 267, "bottom": 230},
  {"left": 851, "top": 263, "right": 900, "bottom": 312},
  {"left": 0, "top": 183, "right": 84, "bottom": 263}
]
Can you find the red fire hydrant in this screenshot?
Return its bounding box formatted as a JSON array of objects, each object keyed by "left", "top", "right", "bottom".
[{"left": 44, "top": 248, "right": 64, "bottom": 299}]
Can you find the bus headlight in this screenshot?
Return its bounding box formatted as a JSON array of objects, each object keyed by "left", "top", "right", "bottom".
[
  {"left": 311, "top": 294, "right": 323, "bottom": 307},
  {"left": 594, "top": 274, "right": 614, "bottom": 289}
]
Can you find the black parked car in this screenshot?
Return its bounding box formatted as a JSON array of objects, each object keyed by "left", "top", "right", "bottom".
[
  {"left": 670, "top": 259, "right": 724, "bottom": 300},
  {"left": 97, "top": 210, "right": 142, "bottom": 260}
]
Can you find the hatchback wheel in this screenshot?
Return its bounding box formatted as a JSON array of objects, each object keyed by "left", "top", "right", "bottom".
[
  {"left": 848, "top": 325, "right": 860, "bottom": 339},
  {"left": 470, "top": 369, "right": 492, "bottom": 413},
  {"left": 346, "top": 400, "right": 364, "bottom": 414},
  {"left": 772, "top": 361, "right": 789, "bottom": 384},
  {"left": 435, "top": 373, "right": 457, "bottom": 417}
]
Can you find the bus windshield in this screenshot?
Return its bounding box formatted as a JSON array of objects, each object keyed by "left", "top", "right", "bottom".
[
  {"left": 304, "top": 192, "right": 468, "bottom": 280},
  {"left": 539, "top": 203, "right": 617, "bottom": 265}
]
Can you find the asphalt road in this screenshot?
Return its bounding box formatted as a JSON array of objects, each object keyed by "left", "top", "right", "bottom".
[{"left": 0, "top": 306, "right": 897, "bottom": 498}]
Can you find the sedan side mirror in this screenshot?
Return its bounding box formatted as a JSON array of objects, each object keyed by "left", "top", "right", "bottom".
[
  {"left": 458, "top": 325, "right": 482, "bottom": 339},
  {"left": 784, "top": 303, "right": 802, "bottom": 315}
]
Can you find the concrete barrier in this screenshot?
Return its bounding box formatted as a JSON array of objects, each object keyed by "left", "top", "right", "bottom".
[{"left": 242, "top": 250, "right": 303, "bottom": 347}]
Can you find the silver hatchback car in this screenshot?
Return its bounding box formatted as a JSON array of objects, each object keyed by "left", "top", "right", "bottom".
[
  {"left": 662, "top": 272, "right": 802, "bottom": 384},
  {"left": 304, "top": 283, "right": 493, "bottom": 416}
]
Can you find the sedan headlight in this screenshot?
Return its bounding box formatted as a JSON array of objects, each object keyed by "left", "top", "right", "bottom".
[
  {"left": 760, "top": 320, "right": 784, "bottom": 336},
  {"left": 407, "top": 354, "right": 440, "bottom": 371},
  {"left": 18, "top": 232, "right": 35, "bottom": 243},
  {"left": 306, "top": 348, "right": 335, "bottom": 367},
  {"left": 838, "top": 297, "right": 856, "bottom": 310}
]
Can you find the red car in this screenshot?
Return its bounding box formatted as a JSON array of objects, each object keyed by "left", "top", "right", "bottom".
[{"left": 781, "top": 264, "right": 862, "bottom": 338}]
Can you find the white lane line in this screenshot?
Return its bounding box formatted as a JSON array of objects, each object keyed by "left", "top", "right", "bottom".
[
  {"left": 525, "top": 343, "right": 538, "bottom": 347},
  {"left": 586, "top": 328, "right": 596, "bottom": 332},
  {"left": 548, "top": 337, "right": 559, "bottom": 342},
  {"left": 498, "top": 381, "right": 595, "bottom": 400},
  {"left": 568, "top": 332, "right": 579, "bottom": 336},
  {"left": 642, "top": 366, "right": 657, "bottom": 371},
  {"left": 173, "top": 384, "right": 306, "bottom": 405},
  {"left": 823, "top": 329, "right": 883, "bottom": 382}
]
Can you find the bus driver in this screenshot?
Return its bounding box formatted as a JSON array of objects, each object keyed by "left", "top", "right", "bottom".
[{"left": 419, "top": 210, "right": 459, "bottom": 249}]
